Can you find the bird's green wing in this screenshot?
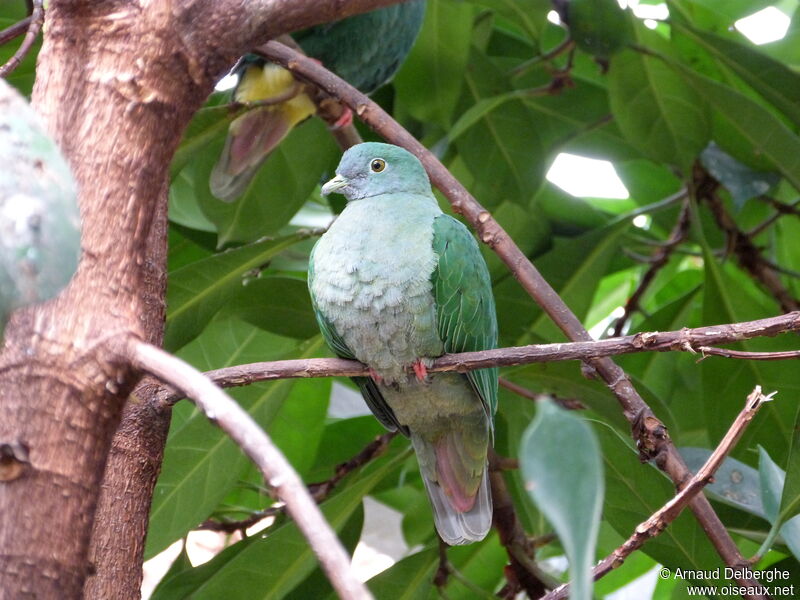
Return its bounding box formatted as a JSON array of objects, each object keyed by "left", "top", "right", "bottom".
[
  {"left": 430, "top": 214, "right": 498, "bottom": 418},
  {"left": 307, "top": 244, "right": 407, "bottom": 434}
]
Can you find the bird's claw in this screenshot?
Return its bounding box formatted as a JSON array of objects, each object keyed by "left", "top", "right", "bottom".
[
  {"left": 330, "top": 106, "right": 354, "bottom": 130},
  {"left": 369, "top": 368, "right": 384, "bottom": 384},
  {"left": 412, "top": 360, "right": 428, "bottom": 382}
]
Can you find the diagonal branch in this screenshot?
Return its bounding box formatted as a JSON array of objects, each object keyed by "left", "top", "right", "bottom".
[
  {"left": 253, "top": 41, "right": 768, "bottom": 596},
  {"left": 127, "top": 339, "right": 372, "bottom": 600},
  {"left": 543, "top": 385, "right": 772, "bottom": 600},
  {"left": 695, "top": 165, "right": 800, "bottom": 313},
  {"left": 153, "top": 311, "right": 800, "bottom": 405}
]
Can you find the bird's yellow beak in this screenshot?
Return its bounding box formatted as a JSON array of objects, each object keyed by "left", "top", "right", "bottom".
[{"left": 321, "top": 174, "right": 349, "bottom": 196}]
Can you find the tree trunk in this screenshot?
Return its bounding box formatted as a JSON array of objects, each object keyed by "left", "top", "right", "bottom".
[
  {"left": 0, "top": 1, "right": 406, "bottom": 597},
  {"left": 0, "top": 3, "right": 214, "bottom": 595}
]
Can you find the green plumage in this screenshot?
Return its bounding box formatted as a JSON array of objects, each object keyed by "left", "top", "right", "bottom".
[
  {"left": 308, "top": 143, "right": 497, "bottom": 545},
  {"left": 293, "top": 1, "right": 426, "bottom": 94}
]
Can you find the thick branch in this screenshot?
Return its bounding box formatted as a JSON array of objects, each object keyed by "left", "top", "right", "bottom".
[
  {"left": 153, "top": 311, "right": 800, "bottom": 404},
  {"left": 544, "top": 386, "right": 772, "bottom": 600},
  {"left": 128, "top": 340, "right": 371, "bottom": 600},
  {"left": 255, "top": 42, "right": 767, "bottom": 595}
]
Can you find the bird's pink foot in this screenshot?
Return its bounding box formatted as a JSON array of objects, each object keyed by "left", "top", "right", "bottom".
[
  {"left": 412, "top": 360, "right": 428, "bottom": 382},
  {"left": 330, "top": 106, "right": 353, "bottom": 130},
  {"left": 368, "top": 368, "right": 384, "bottom": 384}
]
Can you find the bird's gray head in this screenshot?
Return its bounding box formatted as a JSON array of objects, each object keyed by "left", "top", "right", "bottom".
[{"left": 321, "top": 142, "right": 432, "bottom": 201}]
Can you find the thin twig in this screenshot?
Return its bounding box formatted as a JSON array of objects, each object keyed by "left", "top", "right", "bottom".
[
  {"left": 256, "top": 41, "right": 770, "bottom": 596},
  {"left": 542, "top": 386, "right": 773, "bottom": 600},
  {"left": 612, "top": 198, "right": 692, "bottom": 336},
  {"left": 747, "top": 197, "right": 800, "bottom": 238},
  {"left": 499, "top": 378, "right": 586, "bottom": 410},
  {"left": 0, "top": 16, "right": 31, "bottom": 46},
  {"left": 155, "top": 311, "right": 800, "bottom": 405},
  {"left": 0, "top": 0, "right": 43, "bottom": 79},
  {"left": 697, "top": 346, "right": 800, "bottom": 361},
  {"left": 128, "top": 340, "right": 372, "bottom": 600}
]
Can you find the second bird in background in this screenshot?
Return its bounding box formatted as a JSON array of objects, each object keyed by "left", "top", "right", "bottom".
[{"left": 210, "top": 1, "right": 426, "bottom": 203}]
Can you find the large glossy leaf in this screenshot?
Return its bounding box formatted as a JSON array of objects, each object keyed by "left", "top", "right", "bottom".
[
  {"left": 698, "top": 232, "right": 799, "bottom": 464},
  {"left": 164, "top": 231, "right": 315, "bottom": 351},
  {"left": 780, "top": 405, "right": 800, "bottom": 526},
  {"left": 219, "top": 275, "right": 319, "bottom": 340},
  {"left": 170, "top": 118, "right": 338, "bottom": 245},
  {"left": 528, "top": 221, "right": 628, "bottom": 342},
  {"left": 151, "top": 448, "right": 406, "bottom": 599},
  {"left": 607, "top": 31, "right": 710, "bottom": 172},
  {"left": 394, "top": 0, "right": 476, "bottom": 128},
  {"left": 680, "top": 448, "right": 765, "bottom": 519},
  {"left": 673, "top": 21, "right": 800, "bottom": 128},
  {"left": 667, "top": 58, "right": 800, "bottom": 192},
  {"left": 145, "top": 324, "right": 325, "bottom": 558},
  {"left": 758, "top": 447, "right": 800, "bottom": 561},
  {"left": 455, "top": 50, "right": 548, "bottom": 209},
  {"left": 521, "top": 400, "right": 604, "bottom": 600},
  {"left": 366, "top": 548, "right": 438, "bottom": 599}
]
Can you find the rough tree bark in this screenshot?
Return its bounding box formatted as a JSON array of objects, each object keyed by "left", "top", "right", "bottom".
[{"left": 0, "top": 1, "right": 403, "bottom": 598}]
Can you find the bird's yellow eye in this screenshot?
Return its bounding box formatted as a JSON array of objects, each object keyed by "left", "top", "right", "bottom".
[{"left": 370, "top": 158, "right": 387, "bottom": 173}]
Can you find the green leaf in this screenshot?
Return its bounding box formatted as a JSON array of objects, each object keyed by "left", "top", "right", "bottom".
[
  {"left": 169, "top": 117, "right": 338, "bottom": 245},
  {"left": 145, "top": 324, "right": 325, "bottom": 558},
  {"left": 366, "top": 547, "right": 438, "bottom": 599},
  {"left": 164, "top": 231, "right": 316, "bottom": 351},
  {"left": 697, "top": 225, "right": 799, "bottom": 465},
  {"left": 607, "top": 41, "right": 710, "bottom": 172},
  {"left": 219, "top": 275, "right": 319, "bottom": 340},
  {"left": 673, "top": 21, "right": 800, "bottom": 128},
  {"left": 171, "top": 96, "right": 235, "bottom": 177},
  {"left": 469, "top": 0, "right": 551, "bottom": 42},
  {"left": 455, "top": 50, "right": 547, "bottom": 208},
  {"left": 152, "top": 447, "right": 408, "bottom": 600},
  {"left": 394, "top": 0, "right": 476, "bottom": 127},
  {"left": 528, "top": 221, "right": 628, "bottom": 342},
  {"left": 679, "top": 448, "right": 765, "bottom": 518},
  {"left": 758, "top": 447, "right": 800, "bottom": 561},
  {"left": 780, "top": 404, "right": 800, "bottom": 525},
  {"left": 667, "top": 55, "right": 800, "bottom": 192},
  {"left": 521, "top": 400, "right": 604, "bottom": 600}
]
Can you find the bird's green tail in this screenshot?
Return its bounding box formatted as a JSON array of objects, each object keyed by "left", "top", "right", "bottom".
[{"left": 411, "top": 422, "right": 492, "bottom": 545}]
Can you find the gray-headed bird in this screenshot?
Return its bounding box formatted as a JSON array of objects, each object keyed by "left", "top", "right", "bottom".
[{"left": 308, "top": 143, "right": 498, "bottom": 545}]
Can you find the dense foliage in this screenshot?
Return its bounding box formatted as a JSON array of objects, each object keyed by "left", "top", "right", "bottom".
[{"left": 5, "top": 0, "right": 800, "bottom": 597}]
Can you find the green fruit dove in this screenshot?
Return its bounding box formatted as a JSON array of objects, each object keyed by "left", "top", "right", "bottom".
[
  {"left": 210, "top": 1, "right": 426, "bottom": 202},
  {"left": 0, "top": 79, "right": 80, "bottom": 334},
  {"left": 308, "top": 143, "right": 498, "bottom": 545},
  {"left": 553, "top": 0, "right": 630, "bottom": 62}
]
